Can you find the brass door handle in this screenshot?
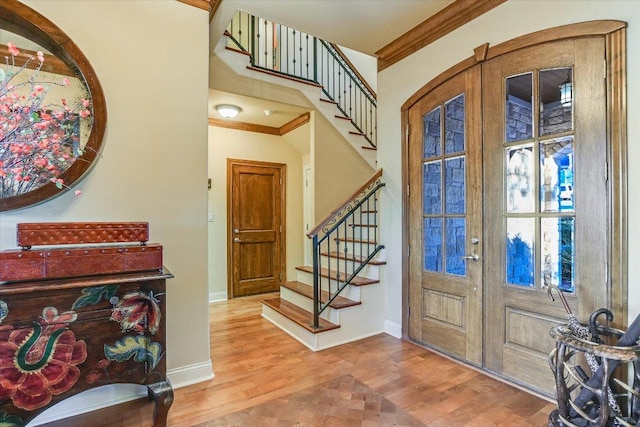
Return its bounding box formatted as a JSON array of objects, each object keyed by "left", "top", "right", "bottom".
[{"left": 233, "top": 237, "right": 241, "bottom": 243}]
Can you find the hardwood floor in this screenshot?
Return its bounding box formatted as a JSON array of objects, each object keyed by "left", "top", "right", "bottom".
[{"left": 56, "top": 292, "right": 556, "bottom": 426}]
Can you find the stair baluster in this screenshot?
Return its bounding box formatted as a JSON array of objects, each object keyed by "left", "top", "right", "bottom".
[{"left": 307, "top": 169, "right": 385, "bottom": 328}]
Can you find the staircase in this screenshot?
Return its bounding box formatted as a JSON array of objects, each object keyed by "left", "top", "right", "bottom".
[
  {"left": 262, "top": 170, "right": 386, "bottom": 351},
  {"left": 217, "top": 11, "right": 377, "bottom": 169}
]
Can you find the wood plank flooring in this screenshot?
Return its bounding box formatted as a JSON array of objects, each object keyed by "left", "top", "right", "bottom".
[{"left": 54, "top": 292, "right": 557, "bottom": 426}]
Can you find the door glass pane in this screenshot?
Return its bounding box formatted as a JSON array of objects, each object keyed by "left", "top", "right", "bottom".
[
  {"left": 424, "top": 218, "right": 442, "bottom": 272},
  {"left": 445, "top": 156, "right": 465, "bottom": 214},
  {"left": 446, "top": 218, "right": 466, "bottom": 275},
  {"left": 423, "top": 161, "right": 441, "bottom": 215},
  {"left": 445, "top": 94, "right": 465, "bottom": 154},
  {"left": 540, "top": 137, "right": 574, "bottom": 213},
  {"left": 540, "top": 67, "right": 573, "bottom": 136},
  {"left": 423, "top": 106, "right": 441, "bottom": 157},
  {"left": 506, "top": 217, "right": 534, "bottom": 287},
  {"left": 506, "top": 144, "right": 534, "bottom": 213},
  {"left": 422, "top": 93, "right": 467, "bottom": 278},
  {"left": 505, "top": 73, "right": 533, "bottom": 142},
  {"left": 503, "top": 68, "right": 577, "bottom": 293},
  {"left": 541, "top": 217, "right": 575, "bottom": 292}
]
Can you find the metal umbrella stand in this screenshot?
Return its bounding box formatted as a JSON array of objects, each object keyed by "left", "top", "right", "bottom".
[{"left": 548, "top": 287, "right": 640, "bottom": 426}]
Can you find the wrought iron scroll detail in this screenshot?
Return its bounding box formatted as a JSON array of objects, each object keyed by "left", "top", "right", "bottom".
[{"left": 320, "top": 176, "right": 383, "bottom": 236}]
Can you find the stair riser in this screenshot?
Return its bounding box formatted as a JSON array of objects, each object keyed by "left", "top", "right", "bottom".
[
  {"left": 261, "top": 305, "right": 318, "bottom": 350},
  {"left": 319, "top": 259, "right": 379, "bottom": 280},
  {"left": 319, "top": 242, "right": 380, "bottom": 258},
  {"left": 314, "top": 285, "right": 385, "bottom": 349},
  {"left": 262, "top": 284, "right": 386, "bottom": 351},
  {"left": 295, "top": 270, "right": 362, "bottom": 301},
  {"left": 280, "top": 286, "right": 340, "bottom": 324},
  {"left": 321, "top": 217, "right": 379, "bottom": 234}
]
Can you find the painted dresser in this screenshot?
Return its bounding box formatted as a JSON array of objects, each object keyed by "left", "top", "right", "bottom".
[{"left": 0, "top": 223, "right": 173, "bottom": 426}]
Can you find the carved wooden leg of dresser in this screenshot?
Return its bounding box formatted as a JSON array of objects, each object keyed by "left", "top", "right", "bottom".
[{"left": 147, "top": 381, "right": 174, "bottom": 427}]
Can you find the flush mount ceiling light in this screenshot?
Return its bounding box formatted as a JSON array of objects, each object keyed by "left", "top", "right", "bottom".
[{"left": 215, "top": 104, "right": 241, "bottom": 119}]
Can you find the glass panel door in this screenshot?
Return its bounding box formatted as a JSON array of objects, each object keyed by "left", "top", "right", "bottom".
[
  {"left": 408, "top": 66, "right": 483, "bottom": 365},
  {"left": 483, "top": 38, "right": 607, "bottom": 395}
]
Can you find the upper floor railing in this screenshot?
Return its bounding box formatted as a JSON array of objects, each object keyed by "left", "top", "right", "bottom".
[{"left": 226, "top": 11, "right": 377, "bottom": 148}]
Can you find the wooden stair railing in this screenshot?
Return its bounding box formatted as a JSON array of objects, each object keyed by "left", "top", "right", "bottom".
[
  {"left": 307, "top": 169, "right": 385, "bottom": 328},
  {"left": 224, "top": 11, "right": 377, "bottom": 147}
]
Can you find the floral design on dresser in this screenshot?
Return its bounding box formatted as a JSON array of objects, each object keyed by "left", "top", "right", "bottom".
[
  {"left": 110, "top": 290, "right": 162, "bottom": 334},
  {"left": 74, "top": 286, "right": 165, "bottom": 385},
  {"left": 0, "top": 281, "right": 167, "bottom": 426},
  {"left": 0, "top": 307, "right": 87, "bottom": 411}
]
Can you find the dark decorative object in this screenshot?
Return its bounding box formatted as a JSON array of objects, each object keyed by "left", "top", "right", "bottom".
[
  {"left": 0, "top": 223, "right": 172, "bottom": 426},
  {"left": 0, "top": 0, "right": 107, "bottom": 211},
  {"left": 548, "top": 288, "right": 640, "bottom": 427}
]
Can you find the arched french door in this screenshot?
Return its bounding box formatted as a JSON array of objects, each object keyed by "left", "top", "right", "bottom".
[{"left": 404, "top": 21, "right": 627, "bottom": 395}]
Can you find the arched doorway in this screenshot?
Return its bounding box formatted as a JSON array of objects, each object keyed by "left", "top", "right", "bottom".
[{"left": 403, "top": 21, "right": 627, "bottom": 395}]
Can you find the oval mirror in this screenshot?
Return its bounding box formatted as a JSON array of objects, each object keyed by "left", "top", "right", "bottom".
[{"left": 0, "top": 0, "right": 106, "bottom": 211}]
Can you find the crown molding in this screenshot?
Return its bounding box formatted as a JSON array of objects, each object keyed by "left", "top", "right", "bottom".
[
  {"left": 209, "top": 112, "right": 310, "bottom": 136},
  {"left": 376, "top": 0, "right": 507, "bottom": 71}
]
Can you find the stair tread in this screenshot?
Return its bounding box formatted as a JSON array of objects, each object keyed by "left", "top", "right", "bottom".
[
  {"left": 262, "top": 297, "right": 339, "bottom": 333},
  {"left": 282, "top": 281, "right": 361, "bottom": 308},
  {"left": 320, "top": 98, "right": 338, "bottom": 105},
  {"left": 320, "top": 251, "right": 386, "bottom": 266},
  {"left": 296, "top": 266, "right": 379, "bottom": 286}
]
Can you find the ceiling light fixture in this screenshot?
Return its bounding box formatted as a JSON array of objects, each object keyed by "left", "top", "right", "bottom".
[{"left": 215, "top": 104, "right": 241, "bottom": 119}]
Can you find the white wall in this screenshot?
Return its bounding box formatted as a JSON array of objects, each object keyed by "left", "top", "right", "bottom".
[
  {"left": 208, "top": 126, "right": 305, "bottom": 300},
  {"left": 378, "top": 0, "right": 640, "bottom": 332},
  {"left": 313, "top": 113, "right": 374, "bottom": 222},
  {"left": 338, "top": 45, "right": 378, "bottom": 93},
  {"left": 5, "top": 0, "right": 212, "bottom": 397}
]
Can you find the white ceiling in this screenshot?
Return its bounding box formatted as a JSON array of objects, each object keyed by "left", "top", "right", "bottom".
[
  {"left": 209, "top": 0, "right": 455, "bottom": 126},
  {"left": 209, "top": 89, "right": 310, "bottom": 126}
]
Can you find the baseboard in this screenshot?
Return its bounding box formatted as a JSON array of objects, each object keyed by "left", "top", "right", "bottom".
[
  {"left": 28, "top": 360, "right": 214, "bottom": 426},
  {"left": 209, "top": 290, "right": 227, "bottom": 303},
  {"left": 384, "top": 319, "right": 402, "bottom": 338},
  {"left": 167, "top": 359, "right": 215, "bottom": 388}
]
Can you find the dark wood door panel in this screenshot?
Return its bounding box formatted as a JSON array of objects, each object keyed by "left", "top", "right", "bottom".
[{"left": 228, "top": 159, "right": 285, "bottom": 298}]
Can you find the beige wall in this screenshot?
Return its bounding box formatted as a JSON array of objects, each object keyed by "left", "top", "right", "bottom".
[
  {"left": 208, "top": 126, "right": 305, "bottom": 299},
  {"left": 313, "top": 113, "right": 374, "bottom": 222},
  {"left": 378, "top": 1, "right": 640, "bottom": 330},
  {"left": 3, "top": 0, "right": 212, "bottom": 386}
]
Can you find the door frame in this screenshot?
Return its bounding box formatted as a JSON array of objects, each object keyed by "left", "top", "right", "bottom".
[
  {"left": 401, "top": 20, "right": 627, "bottom": 356},
  {"left": 227, "top": 158, "right": 286, "bottom": 298}
]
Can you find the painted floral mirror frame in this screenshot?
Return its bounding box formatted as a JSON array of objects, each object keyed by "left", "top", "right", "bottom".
[{"left": 0, "top": 0, "right": 106, "bottom": 211}]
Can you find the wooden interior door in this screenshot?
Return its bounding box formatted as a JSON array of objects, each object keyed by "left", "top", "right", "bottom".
[
  {"left": 483, "top": 38, "right": 608, "bottom": 394},
  {"left": 408, "top": 66, "right": 483, "bottom": 366},
  {"left": 228, "top": 159, "right": 285, "bottom": 298}
]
